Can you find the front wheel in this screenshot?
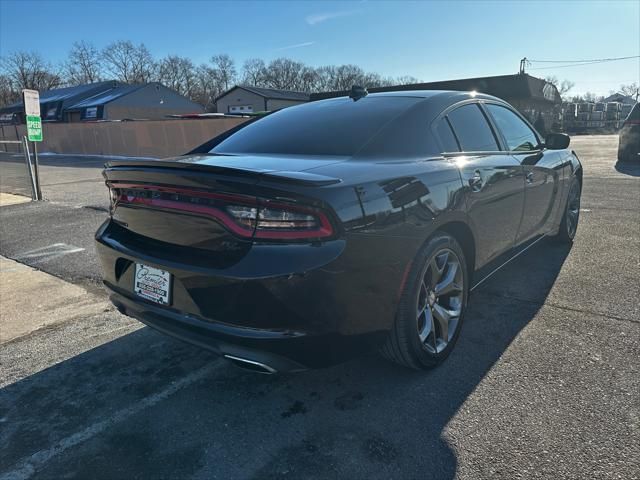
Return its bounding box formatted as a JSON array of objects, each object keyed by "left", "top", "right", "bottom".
[
  {"left": 381, "top": 233, "right": 469, "bottom": 370},
  {"left": 554, "top": 177, "right": 581, "bottom": 243}
]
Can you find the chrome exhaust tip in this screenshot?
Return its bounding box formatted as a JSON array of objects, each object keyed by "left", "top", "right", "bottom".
[{"left": 223, "top": 354, "right": 278, "bottom": 374}]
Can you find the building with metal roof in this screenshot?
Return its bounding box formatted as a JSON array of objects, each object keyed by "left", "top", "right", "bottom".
[
  {"left": 0, "top": 81, "right": 204, "bottom": 123},
  {"left": 603, "top": 93, "right": 638, "bottom": 105},
  {"left": 215, "top": 85, "right": 310, "bottom": 114},
  {"left": 311, "top": 73, "right": 561, "bottom": 133},
  {"left": 64, "top": 82, "right": 204, "bottom": 121},
  {"left": 0, "top": 81, "right": 120, "bottom": 123}
]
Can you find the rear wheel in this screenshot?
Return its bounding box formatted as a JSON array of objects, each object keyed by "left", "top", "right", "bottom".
[
  {"left": 381, "top": 233, "right": 469, "bottom": 370},
  {"left": 554, "top": 177, "right": 581, "bottom": 243}
]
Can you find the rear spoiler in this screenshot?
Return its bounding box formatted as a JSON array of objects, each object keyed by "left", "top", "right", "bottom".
[{"left": 104, "top": 159, "right": 341, "bottom": 187}]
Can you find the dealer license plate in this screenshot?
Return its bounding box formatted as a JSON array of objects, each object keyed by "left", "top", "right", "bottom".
[{"left": 134, "top": 263, "right": 172, "bottom": 305}]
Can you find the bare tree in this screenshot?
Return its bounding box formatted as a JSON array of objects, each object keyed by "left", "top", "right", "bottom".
[
  {"left": 262, "top": 58, "right": 305, "bottom": 90},
  {"left": 297, "top": 66, "right": 320, "bottom": 92},
  {"left": 330, "top": 64, "right": 366, "bottom": 90},
  {"left": 395, "top": 75, "right": 420, "bottom": 85},
  {"left": 579, "top": 92, "right": 598, "bottom": 103},
  {"left": 241, "top": 58, "right": 266, "bottom": 86},
  {"left": 65, "top": 41, "right": 103, "bottom": 85},
  {"left": 362, "top": 72, "right": 398, "bottom": 88},
  {"left": 545, "top": 75, "right": 575, "bottom": 98},
  {"left": 0, "top": 73, "right": 19, "bottom": 107},
  {"left": 0, "top": 51, "right": 63, "bottom": 92},
  {"left": 558, "top": 80, "right": 575, "bottom": 97},
  {"left": 102, "top": 41, "right": 156, "bottom": 84},
  {"left": 157, "top": 55, "right": 196, "bottom": 97},
  {"left": 313, "top": 66, "right": 337, "bottom": 92},
  {"left": 192, "top": 64, "right": 221, "bottom": 111},
  {"left": 210, "top": 54, "right": 236, "bottom": 91},
  {"left": 619, "top": 82, "right": 639, "bottom": 100}
]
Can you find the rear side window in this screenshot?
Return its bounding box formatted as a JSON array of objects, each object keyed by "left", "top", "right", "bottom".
[
  {"left": 486, "top": 104, "right": 539, "bottom": 152},
  {"left": 447, "top": 104, "right": 499, "bottom": 152},
  {"left": 436, "top": 118, "right": 460, "bottom": 152},
  {"left": 628, "top": 103, "right": 640, "bottom": 121}
]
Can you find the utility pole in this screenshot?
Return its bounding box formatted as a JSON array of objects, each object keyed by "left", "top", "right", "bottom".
[{"left": 519, "top": 57, "right": 528, "bottom": 75}]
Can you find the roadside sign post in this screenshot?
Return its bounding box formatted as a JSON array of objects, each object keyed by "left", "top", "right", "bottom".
[
  {"left": 22, "top": 136, "right": 38, "bottom": 200},
  {"left": 23, "top": 89, "right": 42, "bottom": 200},
  {"left": 26, "top": 115, "right": 43, "bottom": 141}
]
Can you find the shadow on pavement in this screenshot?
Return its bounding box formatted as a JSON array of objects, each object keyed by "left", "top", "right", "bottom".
[{"left": 0, "top": 240, "right": 571, "bottom": 479}]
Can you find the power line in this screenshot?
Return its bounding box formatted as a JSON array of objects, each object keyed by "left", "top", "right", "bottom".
[
  {"left": 528, "top": 56, "right": 640, "bottom": 71},
  {"left": 529, "top": 55, "right": 640, "bottom": 63},
  {"left": 531, "top": 60, "right": 630, "bottom": 70}
]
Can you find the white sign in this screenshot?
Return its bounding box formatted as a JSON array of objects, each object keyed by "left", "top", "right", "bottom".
[
  {"left": 134, "top": 263, "right": 172, "bottom": 305},
  {"left": 85, "top": 106, "right": 98, "bottom": 119},
  {"left": 23, "top": 89, "right": 40, "bottom": 116}
]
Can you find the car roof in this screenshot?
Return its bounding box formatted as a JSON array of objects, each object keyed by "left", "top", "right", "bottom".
[
  {"left": 348, "top": 89, "right": 503, "bottom": 102},
  {"left": 202, "top": 90, "right": 514, "bottom": 159}
]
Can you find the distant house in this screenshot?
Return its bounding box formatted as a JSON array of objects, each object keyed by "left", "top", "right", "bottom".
[
  {"left": 0, "top": 81, "right": 204, "bottom": 123},
  {"left": 64, "top": 82, "right": 204, "bottom": 121},
  {"left": 215, "top": 86, "right": 310, "bottom": 114},
  {"left": 602, "top": 93, "right": 637, "bottom": 105},
  {"left": 0, "top": 81, "right": 120, "bottom": 123}
]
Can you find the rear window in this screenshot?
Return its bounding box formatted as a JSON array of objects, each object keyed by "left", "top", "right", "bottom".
[
  {"left": 447, "top": 104, "right": 499, "bottom": 152},
  {"left": 627, "top": 103, "right": 640, "bottom": 121},
  {"left": 211, "top": 96, "right": 421, "bottom": 156}
]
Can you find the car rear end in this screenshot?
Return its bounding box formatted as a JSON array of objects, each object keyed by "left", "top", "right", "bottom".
[
  {"left": 95, "top": 156, "right": 398, "bottom": 372},
  {"left": 618, "top": 103, "right": 640, "bottom": 163},
  {"left": 95, "top": 94, "right": 453, "bottom": 372}
]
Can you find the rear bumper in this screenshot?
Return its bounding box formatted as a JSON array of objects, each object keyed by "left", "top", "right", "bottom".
[
  {"left": 110, "top": 289, "right": 300, "bottom": 371},
  {"left": 96, "top": 220, "right": 418, "bottom": 369},
  {"left": 106, "top": 286, "right": 385, "bottom": 371}
]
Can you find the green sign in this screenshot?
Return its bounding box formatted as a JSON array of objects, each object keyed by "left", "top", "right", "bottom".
[{"left": 26, "top": 115, "right": 42, "bottom": 142}]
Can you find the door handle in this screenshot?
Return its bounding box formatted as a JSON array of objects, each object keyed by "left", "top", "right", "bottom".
[
  {"left": 526, "top": 171, "right": 534, "bottom": 184},
  {"left": 468, "top": 170, "right": 483, "bottom": 192}
]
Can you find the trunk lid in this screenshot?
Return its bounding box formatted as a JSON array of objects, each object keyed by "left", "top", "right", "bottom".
[{"left": 103, "top": 154, "right": 344, "bottom": 256}]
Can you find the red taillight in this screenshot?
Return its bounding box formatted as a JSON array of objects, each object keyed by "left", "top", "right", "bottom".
[{"left": 108, "top": 183, "right": 335, "bottom": 241}]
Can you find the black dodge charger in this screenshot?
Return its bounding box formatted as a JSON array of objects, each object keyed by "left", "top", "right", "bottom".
[{"left": 96, "top": 90, "right": 582, "bottom": 373}]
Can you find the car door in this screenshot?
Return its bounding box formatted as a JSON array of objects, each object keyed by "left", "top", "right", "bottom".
[
  {"left": 439, "top": 102, "right": 525, "bottom": 269},
  {"left": 484, "top": 103, "right": 564, "bottom": 244}
]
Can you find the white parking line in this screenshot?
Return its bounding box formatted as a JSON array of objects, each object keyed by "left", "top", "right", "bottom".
[
  {"left": 0, "top": 362, "right": 223, "bottom": 480},
  {"left": 14, "top": 243, "right": 85, "bottom": 263}
]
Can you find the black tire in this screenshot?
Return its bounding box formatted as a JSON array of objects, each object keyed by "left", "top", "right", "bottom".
[
  {"left": 554, "top": 176, "right": 581, "bottom": 243},
  {"left": 617, "top": 147, "right": 630, "bottom": 163},
  {"left": 618, "top": 148, "right": 637, "bottom": 164},
  {"left": 381, "top": 233, "right": 469, "bottom": 370}
]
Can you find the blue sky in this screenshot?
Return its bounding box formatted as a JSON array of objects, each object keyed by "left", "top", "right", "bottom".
[{"left": 1, "top": 0, "right": 638, "bottom": 96}]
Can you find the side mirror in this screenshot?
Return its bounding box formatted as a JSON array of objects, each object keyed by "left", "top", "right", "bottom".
[{"left": 544, "top": 133, "right": 570, "bottom": 150}]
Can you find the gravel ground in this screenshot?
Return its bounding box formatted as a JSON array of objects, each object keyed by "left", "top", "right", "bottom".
[{"left": 0, "top": 135, "right": 638, "bottom": 479}]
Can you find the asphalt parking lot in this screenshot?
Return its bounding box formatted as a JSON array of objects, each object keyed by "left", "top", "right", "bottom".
[{"left": 0, "top": 135, "right": 638, "bottom": 479}]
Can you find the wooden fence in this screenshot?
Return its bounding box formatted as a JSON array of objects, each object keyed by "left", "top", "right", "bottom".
[{"left": 0, "top": 117, "right": 248, "bottom": 158}]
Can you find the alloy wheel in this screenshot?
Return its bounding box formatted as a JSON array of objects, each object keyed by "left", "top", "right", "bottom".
[{"left": 416, "top": 248, "right": 464, "bottom": 354}]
